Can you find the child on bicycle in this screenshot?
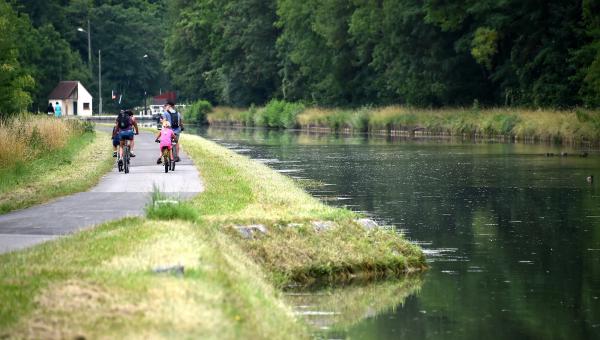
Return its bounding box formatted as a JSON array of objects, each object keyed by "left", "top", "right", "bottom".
[{"left": 156, "top": 120, "right": 176, "bottom": 164}]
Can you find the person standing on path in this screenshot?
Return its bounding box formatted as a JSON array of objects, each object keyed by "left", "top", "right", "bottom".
[
  {"left": 46, "top": 102, "right": 54, "bottom": 116},
  {"left": 54, "top": 102, "right": 62, "bottom": 118}
]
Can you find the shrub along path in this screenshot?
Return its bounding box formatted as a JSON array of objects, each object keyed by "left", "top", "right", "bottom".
[{"left": 0, "top": 128, "right": 203, "bottom": 254}]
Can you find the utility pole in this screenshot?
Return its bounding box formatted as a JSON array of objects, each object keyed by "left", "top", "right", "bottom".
[
  {"left": 98, "top": 49, "right": 102, "bottom": 115},
  {"left": 143, "top": 54, "right": 148, "bottom": 116},
  {"left": 87, "top": 19, "right": 91, "bottom": 74},
  {"left": 77, "top": 21, "right": 93, "bottom": 113},
  {"left": 77, "top": 22, "right": 92, "bottom": 75}
]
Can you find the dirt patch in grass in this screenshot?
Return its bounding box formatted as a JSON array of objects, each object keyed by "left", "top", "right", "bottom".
[
  {"left": 105, "top": 221, "right": 203, "bottom": 272},
  {"left": 11, "top": 279, "right": 145, "bottom": 339}
]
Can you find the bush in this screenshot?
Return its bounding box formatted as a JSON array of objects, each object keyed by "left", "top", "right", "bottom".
[
  {"left": 480, "top": 113, "right": 520, "bottom": 136},
  {"left": 348, "top": 107, "right": 370, "bottom": 132},
  {"left": 254, "top": 100, "right": 305, "bottom": 128},
  {"left": 239, "top": 104, "right": 257, "bottom": 126},
  {"left": 186, "top": 100, "right": 213, "bottom": 124}
]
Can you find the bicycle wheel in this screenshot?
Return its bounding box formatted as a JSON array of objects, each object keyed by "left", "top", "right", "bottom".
[
  {"left": 124, "top": 145, "right": 130, "bottom": 174},
  {"left": 163, "top": 149, "right": 169, "bottom": 173},
  {"left": 170, "top": 157, "right": 175, "bottom": 171},
  {"left": 117, "top": 149, "right": 123, "bottom": 172}
]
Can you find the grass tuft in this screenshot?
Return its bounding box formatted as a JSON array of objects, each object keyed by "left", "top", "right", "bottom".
[{"left": 145, "top": 187, "right": 199, "bottom": 222}]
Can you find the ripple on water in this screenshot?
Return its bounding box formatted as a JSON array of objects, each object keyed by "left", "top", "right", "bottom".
[
  {"left": 229, "top": 148, "right": 252, "bottom": 153},
  {"left": 254, "top": 158, "right": 281, "bottom": 164},
  {"left": 422, "top": 248, "right": 458, "bottom": 256},
  {"left": 423, "top": 248, "right": 471, "bottom": 263},
  {"left": 276, "top": 169, "right": 303, "bottom": 173}
]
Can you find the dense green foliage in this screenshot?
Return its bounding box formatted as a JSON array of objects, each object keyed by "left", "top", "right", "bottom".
[
  {"left": 164, "top": 0, "right": 280, "bottom": 106},
  {"left": 166, "top": 0, "right": 599, "bottom": 108},
  {"left": 185, "top": 99, "right": 212, "bottom": 124},
  {"left": 1, "top": 0, "right": 598, "bottom": 116},
  {"left": 254, "top": 100, "right": 304, "bottom": 128}
]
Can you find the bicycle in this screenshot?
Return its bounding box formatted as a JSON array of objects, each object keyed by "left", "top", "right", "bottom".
[
  {"left": 157, "top": 140, "right": 175, "bottom": 173},
  {"left": 162, "top": 147, "right": 171, "bottom": 173},
  {"left": 117, "top": 138, "right": 132, "bottom": 173},
  {"left": 123, "top": 138, "right": 131, "bottom": 174}
]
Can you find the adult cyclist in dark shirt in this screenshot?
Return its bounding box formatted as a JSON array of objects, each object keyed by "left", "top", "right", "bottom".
[{"left": 115, "top": 110, "right": 139, "bottom": 164}]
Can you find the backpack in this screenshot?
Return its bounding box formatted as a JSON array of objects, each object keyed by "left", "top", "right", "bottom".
[
  {"left": 117, "top": 112, "right": 130, "bottom": 129},
  {"left": 171, "top": 111, "right": 180, "bottom": 129}
]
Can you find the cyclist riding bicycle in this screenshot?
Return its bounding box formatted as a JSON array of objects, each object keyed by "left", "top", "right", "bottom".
[
  {"left": 115, "top": 109, "right": 139, "bottom": 166},
  {"left": 156, "top": 120, "right": 176, "bottom": 164},
  {"left": 160, "top": 101, "right": 184, "bottom": 162},
  {"left": 127, "top": 110, "right": 138, "bottom": 157}
]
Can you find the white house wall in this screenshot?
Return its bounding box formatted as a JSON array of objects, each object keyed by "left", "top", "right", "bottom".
[{"left": 77, "top": 82, "right": 93, "bottom": 117}]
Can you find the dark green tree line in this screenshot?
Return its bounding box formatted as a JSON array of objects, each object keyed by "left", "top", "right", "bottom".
[
  {"left": 2, "top": 0, "right": 598, "bottom": 116},
  {"left": 165, "top": 0, "right": 599, "bottom": 108}
]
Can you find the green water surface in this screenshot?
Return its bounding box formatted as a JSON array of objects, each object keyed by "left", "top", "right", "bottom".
[{"left": 193, "top": 127, "right": 600, "bottom": 340}]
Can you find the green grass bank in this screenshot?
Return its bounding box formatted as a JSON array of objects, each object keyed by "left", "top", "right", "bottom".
[
  {"left": 0, "top": 117, "right": 113, "bottom": 213},
  {"left": 0, "top": 133, "right": 425, "bottom": 338},
  {"left": 206, "top": 101, "right": 600, "bottom": 145}
]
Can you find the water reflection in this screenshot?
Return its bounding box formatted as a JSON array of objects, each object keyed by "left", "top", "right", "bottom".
[
  {"left": 189, "top": 126, "right": 600, "bottom": 339},
  {"left": 284, "top": 276, "right": 423, "bottom": 338}
]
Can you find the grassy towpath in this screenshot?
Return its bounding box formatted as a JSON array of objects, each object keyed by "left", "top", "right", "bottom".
[
  {"left": 0, "top": 132, "right": 425, "bottom": 338},
  {"left": 0, "top": 126, "right": 203, "bottom": 254}
]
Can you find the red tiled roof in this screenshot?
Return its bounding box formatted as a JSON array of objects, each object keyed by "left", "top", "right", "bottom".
[
  {"left": 152, "top": 91, "right": 176, "bottom": 105},
  {"left": 49, "top": 81, "right": 78, "bottom": 99}
]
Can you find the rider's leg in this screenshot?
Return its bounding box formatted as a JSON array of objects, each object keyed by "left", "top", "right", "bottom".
[
  {"left": 130, "top": 138, "right": 135, "bottom": 156},
  {"left": 175, "top": 133, "right": 181, "bottom": 161},
  {"left": 119, "top": 140, "right": 125, "bottom": 159}
]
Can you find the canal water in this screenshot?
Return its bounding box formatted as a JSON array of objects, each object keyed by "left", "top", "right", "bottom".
[{"left": 191, "top": 127, "right": 600, "bottom": 339}]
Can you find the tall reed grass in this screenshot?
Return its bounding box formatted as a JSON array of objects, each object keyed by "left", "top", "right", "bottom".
[
  {"left": 207, "top": 102, "right": 600, "bottom": 144},
  {"left": 0, "top": 116, "right": 88, "bottom": 168},
  {"left": 205, "top": 106, "right": 247, "bottom": 125}
]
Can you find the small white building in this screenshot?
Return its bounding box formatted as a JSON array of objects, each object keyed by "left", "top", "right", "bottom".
[{"left": 48, "top": 81, "right": 93, "bottom": 117}]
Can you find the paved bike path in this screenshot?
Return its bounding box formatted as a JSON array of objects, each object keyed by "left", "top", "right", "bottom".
[{"left": 0, "top": 128, "right": 204, "bottom": 254}]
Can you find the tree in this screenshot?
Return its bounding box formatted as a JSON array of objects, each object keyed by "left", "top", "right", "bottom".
[
  {"left": 165, "top": 0, "right": 280, "bottom": 106},
  {"left": 571, "top": 0, "right": 600, "bottom": 107}
]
